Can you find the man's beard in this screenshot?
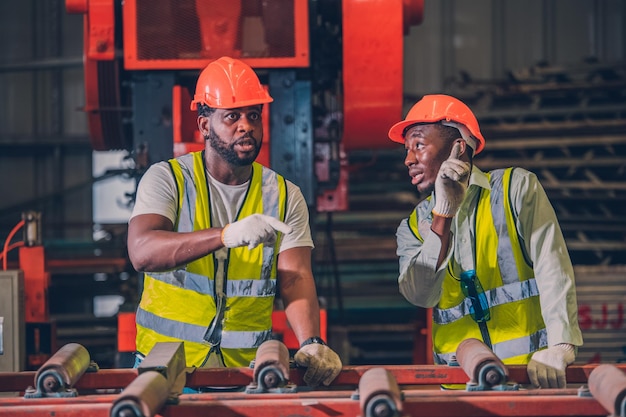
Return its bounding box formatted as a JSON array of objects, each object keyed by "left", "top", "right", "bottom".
[{"left": 206, "top": 127, "right": 261, "bottom": 166}]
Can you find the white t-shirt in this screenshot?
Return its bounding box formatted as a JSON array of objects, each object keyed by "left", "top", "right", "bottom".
[{"left": 130, "top": 161, "right": 314, "bottom": 253}]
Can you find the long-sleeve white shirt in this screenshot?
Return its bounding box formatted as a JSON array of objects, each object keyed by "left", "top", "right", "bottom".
[{"left": 397, "top": 165, "right": 583, "bottom": 347}]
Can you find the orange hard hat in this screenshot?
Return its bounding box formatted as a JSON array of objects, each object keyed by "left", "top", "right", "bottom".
[
  {"left": 388, "top": 94, "right": 485, "bottom": 154},
  {"left": 190, "top": 56, "right": 273, "bottom": 111}
]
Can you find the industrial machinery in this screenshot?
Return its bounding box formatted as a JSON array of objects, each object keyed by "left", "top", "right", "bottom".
[
  {"left": 2, "top": 340, "right": 626, "bottom": 417},
  {"left": 64, "top": 0, "right": 425, "bottom": 212},
  {"left": 1, "top": 211, "right": 128, "bottom": 371},
  {"left": 52, "top": 0, "right": 427, "bottom": 367},
  {"left": 0, "top": 0, "right": 429, "bottom": 374}
]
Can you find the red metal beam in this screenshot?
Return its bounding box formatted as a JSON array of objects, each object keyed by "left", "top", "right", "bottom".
[
  {"left": 2, "top": 364, "right": 625, "bottom": 393},
  {"left": 0, "top": 402, "right": 111, "bottom": 417},
  {"left": 159, "top": 395, "right": 609, "bottom": 417},
  {"left": 0, "top": 390, "right": 613, "bottom": 417},
  {"left": 0, "top": 394, "right": 117, "bottom": 407}
]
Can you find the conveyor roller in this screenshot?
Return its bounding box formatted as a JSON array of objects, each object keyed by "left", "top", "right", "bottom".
[
  {"left": 25, "top": 342, "right": 91, "bottom": 398},
  {"left": 110, "top": 342, "right": 187, "bottom": 417},
  {"left": 456, "top": 338, "right": 517, "bottom": 391},
  {"left": 588, "top": 364, "right": 626, "bottom": 417},
  {"left": 246, "top": 339, "right": 295, "bottom": 393},
  {"left": 110, "top": 371, "right": 170, "bottom": 417},
  {"left": 358, "top": 367, "right": 403, "bottom": 417}
]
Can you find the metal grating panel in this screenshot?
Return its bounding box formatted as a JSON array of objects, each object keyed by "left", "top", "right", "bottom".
[
  {"left": 124, "top": 0, "right": 308, "bottom": 69},
  {"left": 574, "top": 265, "right": 626, "bottom": 364}
]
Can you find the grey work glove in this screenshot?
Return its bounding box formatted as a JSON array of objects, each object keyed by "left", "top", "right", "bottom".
[
  {"left": 294, "top": 343, "right": 342, "bottom": 387},
  {"left": 527, "top": 343, "right": 576, "bottom": 388},
  {"left": 432, "top": 142, "right": 471, "bottom": 218},
  {"left": 221, "top": 214, "right": 292, "bottom": 250}
]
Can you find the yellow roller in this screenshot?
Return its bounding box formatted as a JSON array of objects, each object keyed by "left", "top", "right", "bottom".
[{"left": 26, "top": 343, "right": 90, "bottom": 398}]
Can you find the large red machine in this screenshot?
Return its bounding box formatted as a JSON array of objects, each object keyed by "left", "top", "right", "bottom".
[
  {"left": 1, "top": 0, "right": 426, "bottom": 373},
  {"left": 65, "top": 0, "right": 424, "bottom": 211},
  {"left": 58, "top": 0, "right": 426, "bottom": 367}
]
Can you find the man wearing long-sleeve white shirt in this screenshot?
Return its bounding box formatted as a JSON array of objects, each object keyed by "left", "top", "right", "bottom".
[{"left": 388, "top": 94, "right": 583, "bottom": 389}]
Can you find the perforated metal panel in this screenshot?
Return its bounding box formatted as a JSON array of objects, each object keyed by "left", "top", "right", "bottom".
[
  {"left": 123, "top": 0, "right": 309, "bottom": 69},
  {"left": 575, "top": 265, "right": 626, "bottom": 364}
]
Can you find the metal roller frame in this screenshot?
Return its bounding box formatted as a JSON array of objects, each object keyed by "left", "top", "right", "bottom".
[{"left": 4, "top": 364, "right": 626, "bottom": 393}]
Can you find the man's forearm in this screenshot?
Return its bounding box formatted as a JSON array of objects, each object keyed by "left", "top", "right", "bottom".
[
  {"left": 284, "top": 296, "right": 320, "bottom": 343},
  {"left": 430, "top": 214, "right": 453, "bottom": 268},
  {"left": 129, "top": 228, "right": 224, "bottom": 272},
  {"left": 277, "top": 247, "right": 321, "bottom": 343}
]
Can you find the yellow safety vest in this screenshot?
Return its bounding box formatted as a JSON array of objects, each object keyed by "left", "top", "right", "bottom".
[
  {"left": 408, "top": 168, "right": 547, "bottom": 365},
  {"left": 136, "top": 151, "right": 287, "bottom": 367}
]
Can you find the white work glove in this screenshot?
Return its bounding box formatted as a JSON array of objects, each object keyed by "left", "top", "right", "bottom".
[
  {"left": 294, "top": 343, "right": 342, "bottom": 387},
  {"left": 527, "top": 343, "right": 576, "bottom": 388},
  {"left": 221, "top": 214, "right": 292, "bottom": 250},
  {"left": 432, "top": 142, "right": 471, "bottom": 218}
]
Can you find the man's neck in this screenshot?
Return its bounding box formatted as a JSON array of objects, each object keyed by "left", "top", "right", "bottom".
[{"left": 205, "top": 158, "right": 253, "bottom": 185}]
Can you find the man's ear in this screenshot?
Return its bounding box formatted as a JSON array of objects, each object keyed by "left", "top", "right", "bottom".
[
  {"left": 198, "top": 116, "right": 209, "bottom": 137},
  {"left": 456, "top": 138, "right": 475, "bottom": 162}
]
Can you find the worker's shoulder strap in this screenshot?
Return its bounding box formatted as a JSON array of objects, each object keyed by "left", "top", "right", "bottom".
[
  {"left": 489, "top": 167, "right": 533, "bottom": 269},
  {"left": 167, "top": 151, "right": 205, "bottom": 230},
  {"left": 488, "top": 167, "right": 516, "bottom": 236},
  {"left": 408, "top": 195, "right": 432, "bottom": 243}
]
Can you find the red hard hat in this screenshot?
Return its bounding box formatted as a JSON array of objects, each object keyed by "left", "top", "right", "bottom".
[
  {"left": 190, "top": 56, "right": 273, "bottom": 110},
  {"left": 388, "top": 94, "right": 485, "bottom": 154}
]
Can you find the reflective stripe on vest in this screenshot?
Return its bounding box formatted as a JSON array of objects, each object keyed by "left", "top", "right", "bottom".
[
  {"left": 432, "top": 278, "right": 540, "bottom": 324},
  {"left": 409, "top": 168, "right": 545, "bottom": 364},
  {"left": 433, "top": 328, "right": 548, "bottom": 365},
  {"left": 136, "top": 151, "right": 287, "bottom": 367},
  {"left": 136, "top": 308, "right": 272, "bottom": 349},
  {"left": 148, "top": 270, "right": 277, "bottom": 297}
]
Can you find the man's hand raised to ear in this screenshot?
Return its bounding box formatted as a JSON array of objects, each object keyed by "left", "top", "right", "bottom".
[{"left": 432, "top": 141, "right": 471, "bottom": 218}]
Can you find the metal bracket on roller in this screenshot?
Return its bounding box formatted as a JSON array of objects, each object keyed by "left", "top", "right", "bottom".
[
  {"left": 465, "top": 362, "right": 519, "bottom": 392},
  {"left": 245, "top": 340, "right": 296, "bottom": 394}
]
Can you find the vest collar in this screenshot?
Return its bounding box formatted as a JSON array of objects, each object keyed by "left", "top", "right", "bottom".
[{"left": 469, "top": 165, "right": 490, "bottom": 190}]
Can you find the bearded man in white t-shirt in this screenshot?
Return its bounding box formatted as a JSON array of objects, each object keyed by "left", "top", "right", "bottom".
[{"left": 127, "top": 56, "right": 341, "bottom": 388}]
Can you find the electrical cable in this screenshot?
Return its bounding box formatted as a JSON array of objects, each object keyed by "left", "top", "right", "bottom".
[
  {"left": 2, "top": 219, "right": 24, "bottom": 270},
  {"left": 0, "top": 241, "right": 25, "bottom": 263}
]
